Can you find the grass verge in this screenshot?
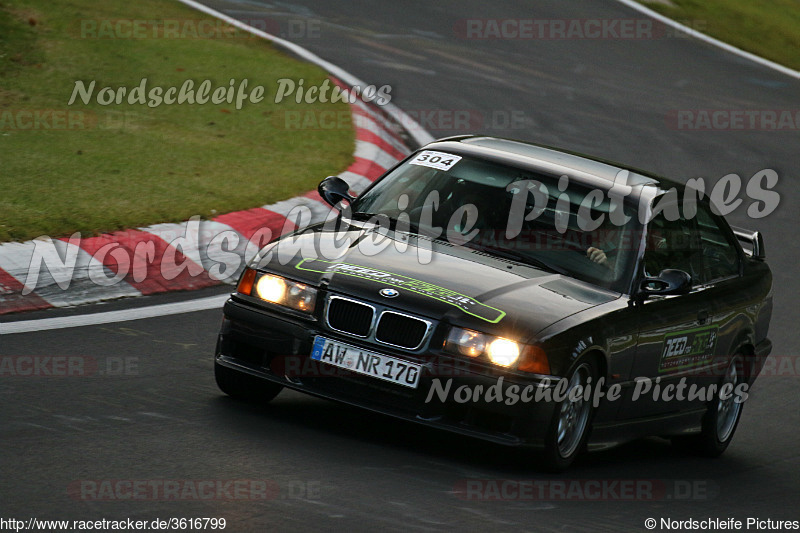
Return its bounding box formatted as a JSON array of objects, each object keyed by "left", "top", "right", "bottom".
[
  {"left": 641, "top": 0, "right": 800, "bottom": 72},
  {"left": 0, "top": 0, "right": 355, "bottom": 242}
]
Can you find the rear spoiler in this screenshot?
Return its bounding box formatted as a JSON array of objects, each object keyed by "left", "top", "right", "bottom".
[{"left": 732, "top": 226, "right": 765, "bottom": 260}]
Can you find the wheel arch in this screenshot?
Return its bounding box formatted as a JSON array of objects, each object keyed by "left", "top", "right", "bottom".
[{"left": 564, "top": 345, "right": 607, "bottom": 375}]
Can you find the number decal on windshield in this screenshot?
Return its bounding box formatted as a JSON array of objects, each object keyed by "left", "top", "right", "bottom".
[{"left": 409, "top": 150, "right": 462, "bottom": 171}]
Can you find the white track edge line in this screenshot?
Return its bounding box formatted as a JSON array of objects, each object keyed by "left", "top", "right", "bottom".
[
  {"left": 1, "top": 294, "right": 230, "bottom": 334},
  {"left": 613, "top": 0, "right": 800, "bottom": 80}
]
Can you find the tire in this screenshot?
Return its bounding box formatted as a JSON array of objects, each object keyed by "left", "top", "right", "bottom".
[
  {"left": 672, "top": 355, "right": 745, "bottom": 457},
  {"left": 215, "top": 360, "right": 283, "bottom": 404},
  {"left": 539, "top": 358, "right": 599, "bottom": 472}
]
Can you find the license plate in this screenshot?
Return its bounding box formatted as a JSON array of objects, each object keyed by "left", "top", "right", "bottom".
[{"left": 311, "top": 336, "right": 421, "bottom": 389}]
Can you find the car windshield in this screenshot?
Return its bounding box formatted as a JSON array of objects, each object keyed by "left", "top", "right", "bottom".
[{"left": 351, "top": 151, "right": 641, "bottom": 293}]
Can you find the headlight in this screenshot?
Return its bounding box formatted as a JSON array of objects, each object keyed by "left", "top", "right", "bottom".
[
  {"left": 445, "top": 328, "right": 486, "bottom": 357},
  {"left": 237, "top": 269, "right": 317, "bottom": 313},
  {"left": 256, "top": 275, "right": 286, "bottom": 303},
  {"left": 486, "top": 337, "right": 520, "bottom": 367},
  {"left": 444, "top": 327, "right": 550, "bottom": 373},
  {"left": 444, "top": 327, "right": 520, "bottom": 367}
]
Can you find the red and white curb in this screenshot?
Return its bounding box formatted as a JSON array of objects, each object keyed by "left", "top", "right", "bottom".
[{"left": 0, "top": 88, "right": 414, "bottom": 315}]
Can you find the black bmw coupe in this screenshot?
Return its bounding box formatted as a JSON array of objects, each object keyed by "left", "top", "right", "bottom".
[{"left": 214, "top": 136, "right": 772, "bottom": 470}]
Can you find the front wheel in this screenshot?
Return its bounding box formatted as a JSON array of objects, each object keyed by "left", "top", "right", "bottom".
[
  {"left": 539, "top": 358, "right": 598, "bottom": 472},
  {"left": 215, "top": 360, "right": 284, "bottom": 404},
  {"left": 673, "top": 355, "right": 745, "bottom": 457}
]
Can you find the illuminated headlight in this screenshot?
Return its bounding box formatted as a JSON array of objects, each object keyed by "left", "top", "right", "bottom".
[
  {"left": 237, "top": 269, "right": 317, "bottom": 313},
  {"left": 486, "top": 338, "right": 520, "bottom": 367},
  {"left": 256, "top": 274, "right": 286, "bottom": 303},
  {"left": 444, "top": 327, "right": 520, "bottom": 367}
]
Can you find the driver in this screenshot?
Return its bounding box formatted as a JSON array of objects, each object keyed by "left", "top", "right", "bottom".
[
  {"left": 587, "top": 225, "right": 667, "bottom": 271},
  {"left": 585, "top": 216, "right": 621, "bottom": 269},
  {"left": 586, "top": 245, "right": 611, "bottom": 267}
]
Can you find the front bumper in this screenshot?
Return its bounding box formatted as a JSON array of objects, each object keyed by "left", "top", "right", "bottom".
[{"left": 215, "top": 297, "right": 558, "bottom": 447}]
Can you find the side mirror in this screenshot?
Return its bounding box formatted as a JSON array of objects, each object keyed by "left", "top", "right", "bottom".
[
  {"left": 318, "top": 176, "right": 355, "bottom": 207},
  {"left": 639, "top": 269, "right": 692, "bottom": 297}
]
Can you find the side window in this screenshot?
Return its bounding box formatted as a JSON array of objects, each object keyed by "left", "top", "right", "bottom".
[
  {"left": 643, "top": 210, "right": 704, "bottom": 286},
  {"left": 695, "top": 204, "right": 740, "bottom": 283}
]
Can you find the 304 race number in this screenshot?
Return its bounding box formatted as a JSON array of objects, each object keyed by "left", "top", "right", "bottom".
[{"left": 408, "top": 150, "right": 462, "bottom": 171}]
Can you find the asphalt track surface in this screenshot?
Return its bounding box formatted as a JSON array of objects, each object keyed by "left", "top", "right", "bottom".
[{"left": 2, "top": 1, "right": 799, "bottom": 531}]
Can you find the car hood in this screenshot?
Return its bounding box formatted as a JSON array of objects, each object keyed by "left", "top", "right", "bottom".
[{"left": 253, "top": 224, "right": 619, "bottom": 341}]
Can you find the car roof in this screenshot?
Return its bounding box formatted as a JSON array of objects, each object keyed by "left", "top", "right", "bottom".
[{"left": 423, "top": 135, "right": 684, "bottom": 201}]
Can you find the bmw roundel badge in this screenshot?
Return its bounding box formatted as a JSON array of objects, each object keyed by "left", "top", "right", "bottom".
[{"left": 379, "top": 288, "right": 399, "bottom": 298}]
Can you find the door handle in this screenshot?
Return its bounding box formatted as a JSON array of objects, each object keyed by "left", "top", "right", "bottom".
[{"left": 697, "top": 310, "right": 709, "bottom": 324}]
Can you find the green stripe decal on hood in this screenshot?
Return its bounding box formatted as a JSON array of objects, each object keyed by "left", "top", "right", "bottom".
[{"left": 296, "top": 258, "right": 506, "bottom": 323}]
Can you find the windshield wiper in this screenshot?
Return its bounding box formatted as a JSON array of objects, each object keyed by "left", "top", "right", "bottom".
[
  {"left": 467, "top": 243, "right": 566, "bottom": 275},
  {"left": 351, "top": 212, "right": 425, "bottom": 234},
  {"left": 351, "top": 211, "right": 385, "bottom": 221}
]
